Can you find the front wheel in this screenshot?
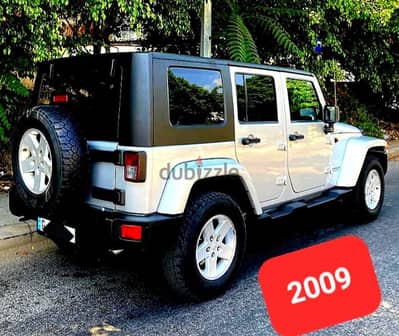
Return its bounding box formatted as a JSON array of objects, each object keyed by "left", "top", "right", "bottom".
[
  {"left": 353, "top": 155, "right": 385, "bottom": 222},
  {"left": 162, "top": 192, "right": 247, "bottom": 301}
]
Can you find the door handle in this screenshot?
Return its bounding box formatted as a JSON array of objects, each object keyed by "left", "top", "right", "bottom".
[
  {"left": 289, "top": 133, "right": 305, "bottom": 141},
  {"left": 242, "top": 136, "right": 261, "bottom": 145}
]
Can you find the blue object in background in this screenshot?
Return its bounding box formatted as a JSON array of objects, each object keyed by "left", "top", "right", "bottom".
[{"left": 315, "top": 37, "right": 322, "bottom": 53}]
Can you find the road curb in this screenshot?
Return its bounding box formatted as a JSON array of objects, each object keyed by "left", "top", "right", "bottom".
[
  {"left": 0, "top": 231, "right": 46, "bottom": 251},
  {"left": 387, "top": 142, "right": 399, "bottom": 161}
]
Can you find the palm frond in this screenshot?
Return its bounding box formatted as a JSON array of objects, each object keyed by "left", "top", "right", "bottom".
[
  {"left": 253, "top": 6, "right": 307, "bottom": 18},
  {"left": 226, "top": 11, "right": 261, "bottom": 63},
  {"left": 255, "top": 15, "right": 304, "bottom": 58}
]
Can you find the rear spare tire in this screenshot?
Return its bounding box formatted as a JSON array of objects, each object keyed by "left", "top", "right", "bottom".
[{"left": 11, "top": 106, "right": 88, "bottom": 219}]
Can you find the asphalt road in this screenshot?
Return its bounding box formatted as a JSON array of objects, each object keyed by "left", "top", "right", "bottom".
[{"left": 0, "top": 162, "right": 398, "bottom": 336}]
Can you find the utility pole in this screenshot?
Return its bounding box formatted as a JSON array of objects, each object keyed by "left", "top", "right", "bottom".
[
  {"left": 333, "top": 66, "right": 337, "bottom": 108},
  {"left": 333, "top": 59, "right": 338, "bottom": 109},
  {"left": 200, "top": 0, "right": 212, "bottom": 57}
]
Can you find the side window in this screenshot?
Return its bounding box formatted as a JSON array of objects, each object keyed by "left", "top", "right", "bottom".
[
  {"left": 168, "top": 67, "right": 224, "bottom": 126},
  {"left": 235, "top": 73, "right": 278, "bottom": 122},
  {"left": 286, "top": 79, "right": 321, "bottom": 122}
]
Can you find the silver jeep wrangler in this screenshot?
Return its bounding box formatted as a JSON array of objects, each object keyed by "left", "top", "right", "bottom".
[{"left": 10, "top": 52, "right": 387, "bottom": 300}]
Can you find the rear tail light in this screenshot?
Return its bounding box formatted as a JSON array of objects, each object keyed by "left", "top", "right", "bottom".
[
  {"left": 52, "top": 94, "right": 69, "bottom": 104},
  {"left": 120, "top": 224, "right": 142, "bottom": 241},
  {"left": 124, "top": 151, "right": 146, "bottom": 182}
]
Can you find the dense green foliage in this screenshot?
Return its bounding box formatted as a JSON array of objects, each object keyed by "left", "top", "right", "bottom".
[
  {"left": 222, "top": 1, "right": 398, "bottom": 94},
  {"left": 345, "top": 101, "right": 385, "bottom": 138},
  {"left": 1, "top": 0, "right": 398, "bottom": 144},
  {"left": 180, "top": 0, "right": 399, "bottom": 136},
  {"left": 225, "top": 1, "right": 261, "bottom": 64},
  {"left": 222, "top": 1, "right": 304, "bottom": 64},
  {"left": 61, "top": 0, "right": 155, "bottom": 53},
  {"left": 0, "top": 0, "right": 67, "bottom": 142},
  {"left": 140, "top": 0, "right": 202, "bottom": 52}
]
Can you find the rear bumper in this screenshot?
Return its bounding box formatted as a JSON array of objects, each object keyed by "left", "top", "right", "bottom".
[
  {"left": 111, "top": 211, "right": 183, "bottom": 249},
  {"left": 39, "top": 207, "right": 183, "bottom": 251}
]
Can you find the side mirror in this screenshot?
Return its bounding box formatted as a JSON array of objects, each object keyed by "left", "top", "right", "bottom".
[
  {"left": 324, "top": 105, "right": 340, "bottom": 133},
  {"left": 324, "top": 105, "right": 340, "bottom": 123}
]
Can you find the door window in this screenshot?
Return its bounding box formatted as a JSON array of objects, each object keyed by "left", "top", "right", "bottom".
[
  {"left": 286, "top": 79, "right": 321, "bottom": 122},
  {"left": 235, "top": 74, "right": 278, "bottom": 123}
]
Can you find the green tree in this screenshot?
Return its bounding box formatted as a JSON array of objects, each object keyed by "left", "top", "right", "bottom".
[
  {"left": 217, "top": 0, "right": 399, "bottom": 120},
  {"left": 304, "top": 1, "right": 399, "bottom": 122},
  {"left": 0, "top": 0, "right": 67, "bottom": 143},
  {"left": 140, "top": 0, "right": 202, "bottom": 53},
  {"left": 61, "top": 0, "right": 155, "bottom": 54}
]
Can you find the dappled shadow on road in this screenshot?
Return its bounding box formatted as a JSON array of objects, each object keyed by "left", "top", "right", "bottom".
[
  {"left": 54, "top": 200, "right": 358, "bottom": 304},
  {"left": 62, "top": 201, "right": 358, "bottom": 289},
  {"left": 242, "top": 201, "right": 359, "bottom": 279},
  {"left": 0, "top": 200, "right": 367, "bottom": 335}
]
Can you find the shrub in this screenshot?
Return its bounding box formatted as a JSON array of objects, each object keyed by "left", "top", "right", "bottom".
[
  {"left": 333, "top": 85, "right": 384, "bottom": 138},
  {"left": 344, "top": 104, "right": 384, "bottom": 138}
]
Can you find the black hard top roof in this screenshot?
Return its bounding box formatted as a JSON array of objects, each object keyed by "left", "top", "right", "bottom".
[{"left": 41, "top": 51, "right": 313, "bottom": 77}]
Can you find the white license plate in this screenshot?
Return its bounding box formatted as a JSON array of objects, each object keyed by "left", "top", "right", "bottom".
[{"left": 37, "top": 217, "right": 50, "bottom": 232}]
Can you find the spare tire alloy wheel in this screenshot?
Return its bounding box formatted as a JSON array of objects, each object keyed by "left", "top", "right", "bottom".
[
  {"left": 196, "top": 214, "right": 237, "bottom": 281},
  {"left": 18, "top": 128, "right": 53, "bottom": 195},
  {"left": 12, "top": 106, "right": 88, "bottom": 219}
]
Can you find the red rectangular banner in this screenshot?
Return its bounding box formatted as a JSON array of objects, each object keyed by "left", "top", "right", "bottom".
[{"left": 258, "top": 236, "right": 381, "bottom": 335}]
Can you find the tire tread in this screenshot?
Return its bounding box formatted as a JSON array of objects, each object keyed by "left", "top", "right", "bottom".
[
  {"left": 12, "top": 105, "right": 88, "bottom": 219},
  {"left": 163, "top": 192, "right": 245, "bottom": 301}
]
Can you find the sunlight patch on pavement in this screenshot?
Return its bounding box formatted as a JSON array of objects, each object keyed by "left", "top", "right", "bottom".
[{"left": 89, "top": 322, "right": 121, "bottom": 335}]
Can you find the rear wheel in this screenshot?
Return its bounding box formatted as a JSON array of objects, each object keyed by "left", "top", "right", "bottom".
[
  {"left": 352, "top": 156, "right": 385, "bottom": 222},
  {"left": 162, "top": 192, "right": 247, "bottom": 301}
]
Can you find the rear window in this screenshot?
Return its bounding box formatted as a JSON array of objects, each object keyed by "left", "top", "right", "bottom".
[{"left": 36, "top": 57, "right": 123, "bottom": 141}]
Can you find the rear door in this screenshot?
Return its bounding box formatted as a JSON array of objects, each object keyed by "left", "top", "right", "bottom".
[
  {"left": 232, "top": 67, "right": 287, "bottom": 203},
  {"left": 283, "top": 74, "right": 332, "bottom": 193}
]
